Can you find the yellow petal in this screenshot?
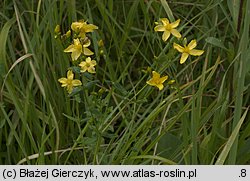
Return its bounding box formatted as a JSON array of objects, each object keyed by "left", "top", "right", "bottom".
[
  {"left": 72, "top": 80, "right": 82, "bottom": 86},
  {"left": 146, "top": 79, "right": 156, "bottom": 86},
  {"left": 71, "top": 22, "right": 83, "bottom": 32},
  {"left": 64, "top": 44, "right": 75, "bottom": 52},
  {"left": 91, "top": 60, "right": 97, "bottom": 66},
  {"left": 188, "top": 40, "right": 197, "bottom": 50},
  {"left": 154, "top": 25, "right": 165, "bottom": 32},
  {"left": 73, "top": 38, "right": 81, "bottom": 45},
  {"left": 71, "top": 50, "right": 81, "bottom": 61},
  {"left": 189, "top": 49, "right": 204, "bottom": 56},
  {"left": 88, "top": 67, "right": 96, "bottom": 74},
  {"left": 173, "top": 43, "right": 184, "bottom": 53},
  {"left": 67, "top": 70, "right": 74, "bottom": 80},
  {"left": 79, "top": 61, "right": 86, "bottom": 67},
  {"left": 171, "top": 29, "right": 181, "bottom": 38},
  {"left": 171, "top": 19, "right": 180, "bottom": 28},
  {"left": 162, "top": 31, "right": 170, "bottom": 41},
  {"left": 161, "top": 18, "right": 169, "bottom": 25},
  {"left": 180, "top": 53, "right": 189, "bottom": 64},
  {"left": 159, "top": 75, "right": 168, "bottom": 83},
  {"left": 80, "top": 68, "right": 87, "bottom": 73},
  {"left": 85, "top": 57, "right": 91, "bottom": 63},
  {"left": 58, "top": 78, "right": 67, "bottom": 86},
  {"left": 83, "top": 39, "right": 91, "bottom": 47},
  {"left": 84, "top": 24, "right": 98, "bottom": 32},
  {"left": 83, "top": 48, "right": 94, "bottom": 56},
  {"left": 67, "top": 86, "right": 73, "bottom": 94},
  {"left": 152, "top": 71, "right": 160, "bottom": 79},
  {"left": 156, "top": 84, "right": 164, "bottom": 91}
]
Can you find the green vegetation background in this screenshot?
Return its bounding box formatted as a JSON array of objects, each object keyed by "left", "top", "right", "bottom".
[{"left": 0, "top": 0, "right": 249, "bottom": 164}]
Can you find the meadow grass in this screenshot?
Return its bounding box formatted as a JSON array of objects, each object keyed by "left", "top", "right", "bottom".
[{"left": 0, "top": 0, "right": 249, "bottom": 165}]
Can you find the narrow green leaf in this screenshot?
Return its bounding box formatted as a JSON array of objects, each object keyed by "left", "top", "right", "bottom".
[
  {"left": 205, "top": 37, "right": 228, "bottom": 50},
  {"left": 160, "top": 0, "right": 174, "bottom": 22},
  {"left": 0, "top": 17, "right": 16, "bottom": 77},
  {"left": 215, "top": 108, "right": 249, "bottom": 165}
]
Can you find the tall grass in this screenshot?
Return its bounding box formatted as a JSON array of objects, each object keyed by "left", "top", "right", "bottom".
[{"left": 0, "top": 0, "right": 249, "bottom": 164}]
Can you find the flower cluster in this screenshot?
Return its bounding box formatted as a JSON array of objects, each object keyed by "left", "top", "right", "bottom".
[
  {"left": 56, "top": 20, "right": 98, "bottom": 94},
  {"left": 146, "top": 17, "right": 204, "bottom": 90},
  {"left": 154, "top": 18, "right": 204, "bottom": 64},
  {"left": 56, "top": 17, "right": 204, "bottom": 93}
]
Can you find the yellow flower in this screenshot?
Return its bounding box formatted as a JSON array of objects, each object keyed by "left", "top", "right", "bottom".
[
  {"left": 146, "top": 71, "right": 168, "bottom": 91},
  {"left": 64, "top": 38, "right": 94, "bottom": 61},
  {"left": 71, "top": 21, "right": 98, "bottom": 38},
  {"left": 79, "top": 57, "right": 97, "bottom": 73},
  {"left": 64, "top": 38, "right": 82, "bottom": 61},
  {"left": 154, "top": 18, "right": 181, "bottom": 41},
  {"left": 58, "top": 70, "right": 82, "bottom": 93},
  {"left": 173, "top": 39, "right": 204, "bottom": 64}
]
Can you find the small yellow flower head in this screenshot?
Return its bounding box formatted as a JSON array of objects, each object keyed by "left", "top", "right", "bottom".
[
  {"left": 61, "top": 30, "right": 72, "bottom": 40},
  {"left": 154, "top": 18, "right": 181, "bottom": 42},
  {"left": 146, "top": 71, "right": 168, "bottom": 91},
  {"left": 142, "top": 66, "right": 152, "bottom": 74},
  {"left": 79, "top": 57, "right": 97, "bottom": 74},
  {"left": 71, "top": 20, "right": 98, "bottom": 38},
  {"left": 167, "top": 80, "right": 175, "bottom": 85},
  {"left": 173, "top": 39, "right": 204, "bottom": 64},
  {"left": 54, "top": 25, "right": 61, "bottom": 39},
  {"left": 65, "top": 30, "right": 71, "bottom": 38},
  {"left": 54, "top": 25, "right": 61, "bottom": 34},
  {"left": 98, "top": 87, "right": 106, "bottom": 95},
  {"left": 99, "top": 49, "right": 104, "bottom": 55},
  {"left": 58, "top": 70, "right": 82, "bottom": 94},
  {"left": 98, "top": 39, "right": 104, "bottom": 47},
  {"left": 147, "top": 66, "right": 152, "bottom": 73},
  {"left": 64, "top": 38, "right": 82, "bottom": 61}
]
